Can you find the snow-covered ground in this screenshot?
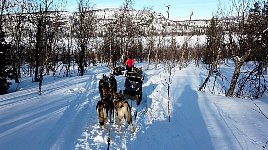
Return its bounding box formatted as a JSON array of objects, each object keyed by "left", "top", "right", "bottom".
[{"left": 0, "top": 62, "right": 268, "bottom": 150}]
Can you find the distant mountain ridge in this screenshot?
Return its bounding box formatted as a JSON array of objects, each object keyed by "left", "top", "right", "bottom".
[{"left": 4, "top": 8, "right": 210, "bottom": 36}]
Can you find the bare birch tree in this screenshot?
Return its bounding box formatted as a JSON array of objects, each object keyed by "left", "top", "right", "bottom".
[
  {"left": 198, "top": 17, "right": 224, "bottom": 92},
  {"left": 73, "top": 0, "right": 96, "bottom": 76}
]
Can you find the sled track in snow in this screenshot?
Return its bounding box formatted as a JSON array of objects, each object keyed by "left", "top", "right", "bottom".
[
  {"left": 214, "top": 104, "right": 262, "bottom": 149},
  {"left": 43, "top": 74, "right": 100, "bottom": 149}
]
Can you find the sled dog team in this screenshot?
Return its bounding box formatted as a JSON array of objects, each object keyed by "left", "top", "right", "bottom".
[{"left": 96, "top": 74, "right": 135, "bottom": 133}]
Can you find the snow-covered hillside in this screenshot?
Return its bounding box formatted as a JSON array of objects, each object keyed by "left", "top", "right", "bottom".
[
  {"left": 4, "top": 8, "right": 209, "bottom": 37},
  {"left": 0, "top": 62, "right": 268, "bottom": 150}
]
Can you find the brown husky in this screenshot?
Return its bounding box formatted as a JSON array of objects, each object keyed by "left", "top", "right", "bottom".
[
  {"left": 113, "top": 96, "right": 135, "bottom": 133},
  {"left": 112, "top": 90, "right": 125, "bottom": 101},
  {"left": 100, "top": 83, "right": 110, "bottom": 99},
  {"left": 96, "top": 100, "right": 108, "bottom": 130}
]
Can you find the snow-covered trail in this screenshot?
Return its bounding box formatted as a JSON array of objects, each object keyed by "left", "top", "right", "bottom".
[
  {"left": 126, "top": 65, "right": 215, "bottom": 150},
  {"left": 170, "top": 64, "right": 268, "bottom": 150},
  {"left": 0, "top": 63, "right": 268, "bottom": 150},
  {"left": 0, "top": 66, "right": 109, "bottom": 149}
]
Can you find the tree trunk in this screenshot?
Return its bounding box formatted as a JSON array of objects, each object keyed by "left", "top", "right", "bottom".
[
  {"left": 198, "top": 49, "right": 221, "bottom": 91},
  {"left": 226, "top": 48, "right": 252, "bottom": 97},
  {"left": 146, "top": 46, "right": 151, "bottom": 70},
  {"left": 154, "top": 50, "right": 158, "bottom": 69},
  {"left": 34, "top": 18, "right": 42, "bottom": 82},
  {"left": 79, "top": 43, "right": 85, "bottom": 76},
  {"left": 226, "top": 61, "right": 243, "bottom": 97},
  {"left": 38, "top": 66, "right": 44, "bottom": 95},
  {"left": 14, "top": 67, "right": 20, "bottom": 83},
  {"left": 198, "top": 63, "right": 217, "bottom": 91}
]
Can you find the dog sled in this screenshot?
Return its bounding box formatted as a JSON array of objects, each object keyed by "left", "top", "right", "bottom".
[
  {"left": 112, "top": 66, "right": 125, "bottom": 76},
  {"left": 123, "top": 67, "right": 143, "bottom": 105}
]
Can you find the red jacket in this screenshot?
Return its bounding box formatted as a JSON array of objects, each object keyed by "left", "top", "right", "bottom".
[{"left": 126, "top": 58, "right": 134, "bottom": 67}]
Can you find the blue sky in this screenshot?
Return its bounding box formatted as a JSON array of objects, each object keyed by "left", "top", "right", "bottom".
[{"left": 65, "top": 0, "right": 227, "bottom": 21}]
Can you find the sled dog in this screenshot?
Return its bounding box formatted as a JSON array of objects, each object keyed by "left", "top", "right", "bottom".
[
  {"left": 96, "top": 100, "right": 108, "bottom": 130},
  {"left": 112, "top": 90, "right": 125, "bottom": 101},
  {"left": 113, "top": 98, "right": 135, "bottom": 133},
  {"left": 109, "top": 74, "right": 117, "bottom": 94},
  {"left": 99, "top": 74, "right": 110, "bottom": 98}
]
